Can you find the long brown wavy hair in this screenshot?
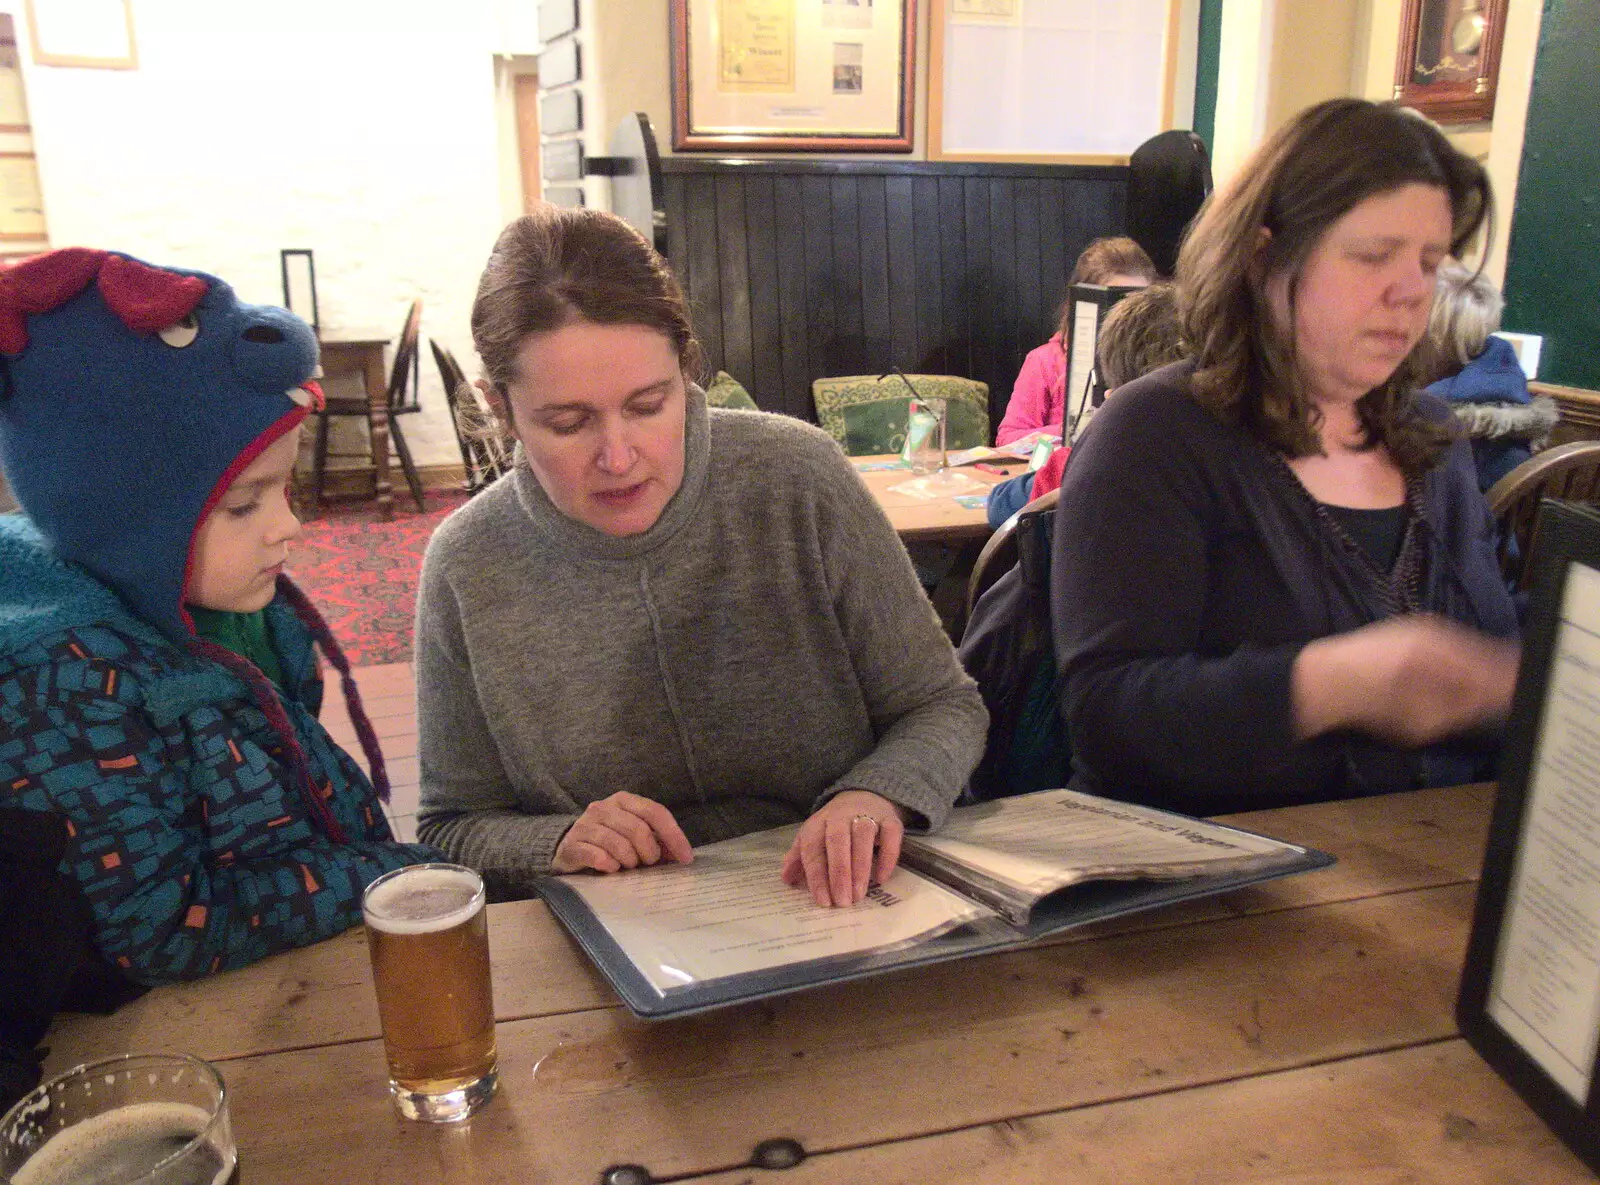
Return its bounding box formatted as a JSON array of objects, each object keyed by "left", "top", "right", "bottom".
[{"left": 1176, "top": 99, "right": 1491, "bottom": 474}]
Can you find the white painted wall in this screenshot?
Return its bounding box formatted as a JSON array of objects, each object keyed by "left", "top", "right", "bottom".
[
  {"left": 1207, "top": 0, "right": 1543, "bottom": 290},
  {"left": 11, "top": 0, "right": 510, "bottom": 470},
  {"left": 1210, "top": 0, "right": 1276, "bottom": 187}
]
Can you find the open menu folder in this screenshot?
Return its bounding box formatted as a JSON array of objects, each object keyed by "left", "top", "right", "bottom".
[{"left": 537, "top": 789, "right": 1333, "bottom": 1019}]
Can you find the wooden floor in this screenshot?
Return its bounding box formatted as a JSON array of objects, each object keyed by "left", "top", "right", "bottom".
[{"left": 317, "top": 662, "right": 419, "bottom": 844}]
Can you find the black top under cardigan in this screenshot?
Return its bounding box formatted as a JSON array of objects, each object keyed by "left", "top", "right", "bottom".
[{"left": 1051, "top": 361, "right": 1519, "bottom": 817}]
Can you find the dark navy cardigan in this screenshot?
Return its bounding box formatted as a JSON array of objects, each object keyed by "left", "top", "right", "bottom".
[{"left": 1051, "top": 362, "right": 1518, "bottom": 816}]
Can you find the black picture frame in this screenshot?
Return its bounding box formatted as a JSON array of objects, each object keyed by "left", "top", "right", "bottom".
[
  {"left": 1062, "top": 283, "right": 1140, "bottom": 441},
  {"left": 1458, "top": 499, "right": 1600, "bottom": 1176},
  {"left": 279, "top": 249, "right": 318, "bottom": 332}
]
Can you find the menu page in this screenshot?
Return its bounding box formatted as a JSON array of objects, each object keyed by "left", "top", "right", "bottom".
[
  {"left": 1065, "top": 300, "right": 1099, "bottom": 440},
  {"left": 901, "top": 789, "right": 1302, "bottom": 925},
  {"left": 1489, "top": 561, "right": 1600, "bottom": 1102},
  {"left": 557, "top": 826, "right": 989, "bottom": 996}
]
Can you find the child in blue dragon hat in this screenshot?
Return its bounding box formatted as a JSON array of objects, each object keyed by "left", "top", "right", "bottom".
[{"left": 0, "top": 247, "right": 436, "bottom": 992}]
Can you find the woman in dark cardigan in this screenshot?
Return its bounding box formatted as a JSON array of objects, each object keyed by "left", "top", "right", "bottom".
[{"left": 1051, "top": 99, "right": 1520, "bottom": 816}]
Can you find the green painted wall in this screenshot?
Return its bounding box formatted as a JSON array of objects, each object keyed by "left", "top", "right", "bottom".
[
  {"left": 1501, "top": 0, "right": 1600, "bottom": 389},
  {"left": 1192, "top": 0, "right": 1222, "bottom": 152}
]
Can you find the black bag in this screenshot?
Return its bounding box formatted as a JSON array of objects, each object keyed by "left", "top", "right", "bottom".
[
  {"left": 0, "top": 810, "right": 144, "bottom": 1111},
  {"left": 958, "top": 505, "right": 1072, "bottom": 800},
  {"left": 1126, "top": 129, "right": 1213, "bottom": 277}
]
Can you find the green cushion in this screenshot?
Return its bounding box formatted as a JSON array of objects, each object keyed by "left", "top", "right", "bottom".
[
  {"left": 812, "top": 374, "right": 990, "bottom": 455},
  {"left": 705, "top": 370, "right": 759, "bottom": 410},
  {"left": 839, "top": 397, "right": 989, "bottom": 456}
]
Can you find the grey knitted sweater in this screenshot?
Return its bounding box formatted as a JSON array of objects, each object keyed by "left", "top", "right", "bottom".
[{"left": 414, "top": 391, "right": 986, "bottom": 899}]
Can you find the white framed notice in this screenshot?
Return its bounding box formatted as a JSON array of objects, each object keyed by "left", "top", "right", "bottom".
[
  {"left": 929, "top": 0, "right": 1180, "bottom": 162},
  {"left": 24, "top": 0, "right": 137, "bottom": 70}
]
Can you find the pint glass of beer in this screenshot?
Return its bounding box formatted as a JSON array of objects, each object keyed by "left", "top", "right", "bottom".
[
  {"left": 362, "top": 862, "right": 498, "bottom": 1122},
  {"left": 0, "top": 1052, "right": 237, "bottom": 1184}
]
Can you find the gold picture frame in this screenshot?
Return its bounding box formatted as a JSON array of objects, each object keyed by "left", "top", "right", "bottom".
[
  {"left": 670, "top": 0, "right": 916, "bottom": 153},
  {"left": 1393, "top": 0, "right": 1508, "bottom": 124}
]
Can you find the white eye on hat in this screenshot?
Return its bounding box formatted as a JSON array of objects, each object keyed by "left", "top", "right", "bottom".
[{"left": 158, "top": 313, "right": 199, "bottom": 348}]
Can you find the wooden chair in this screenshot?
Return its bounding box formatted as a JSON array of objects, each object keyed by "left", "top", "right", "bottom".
[
  {"left": 1486, "top": 440, "right": 1600, "bottom": 589},
  {"left": 967, "top": 487, "right": 1060, "bottom": 620},
  {"left": 310, "top": 300, "right": 426, "bottom": 514},
  {"left": 430, "top": 341, "right": 513, "bottom": 495}
]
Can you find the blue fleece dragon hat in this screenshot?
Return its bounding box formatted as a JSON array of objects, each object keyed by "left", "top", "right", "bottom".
[{"left": 0, "top": 248, "right": 322, "bottom": 641}]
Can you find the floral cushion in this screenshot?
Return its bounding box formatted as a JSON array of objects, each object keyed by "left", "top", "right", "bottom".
[
  {"left": 813, "top": 374, "right": 990, "bottom": 455},
  {"left": 839, "top": 397, "right": 991, "bottom": 457},
  {"left": 705, "top": 370, "right": 759, "bottom": 410}
]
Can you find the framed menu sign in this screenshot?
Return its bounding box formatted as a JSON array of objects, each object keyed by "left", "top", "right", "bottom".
[
  {"left": 669, "top": 0, "right": 916, "bottom": 152},
  {"left": 1459, "top": 500, "right": 1600, "bottom": 1174}
]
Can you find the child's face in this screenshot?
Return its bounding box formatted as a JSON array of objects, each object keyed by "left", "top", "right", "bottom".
[{"left": 187, "top": 427, "right": 303, "bottom": 614}]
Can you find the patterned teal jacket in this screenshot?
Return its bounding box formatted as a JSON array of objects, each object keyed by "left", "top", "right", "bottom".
[{"left": 0, "top": 516, "right": 436, "bottom": 985}]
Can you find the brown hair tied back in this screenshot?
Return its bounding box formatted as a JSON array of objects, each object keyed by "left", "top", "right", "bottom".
[
  {"left": 470, "top": 205, "right": 703, "bottom": 404},
  {"left": 1176, "top": 98, "right": 1492, "bottom": 475},
  {"left": 1070, "top": 236, "right": 1159, "bottom": 286},
  {"left": 1055, "top": 236, "right": 1160, "bottom": 343}
]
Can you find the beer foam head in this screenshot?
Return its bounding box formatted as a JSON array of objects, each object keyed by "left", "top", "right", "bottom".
[
  {"left": 10, "top": 1101, "right": 225, "bottom": 1185},
  {"left": 363, "top": 865, "right": 483, "bottom": 934}
]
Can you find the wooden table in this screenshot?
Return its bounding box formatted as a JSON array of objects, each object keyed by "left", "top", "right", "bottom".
[
  {"left": 317, "top": 331, "right": 393, "bottom": 521},
  {"left": 43, "top": 785, "right": 1595, "bottom": 1183},
  {"left": 854, "top": 455, "right": 1028, "bottom": 543}
]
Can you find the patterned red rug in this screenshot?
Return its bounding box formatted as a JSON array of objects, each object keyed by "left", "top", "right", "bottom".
[{"left": 287, "top": 490, "right": 468, "bottom": 665}]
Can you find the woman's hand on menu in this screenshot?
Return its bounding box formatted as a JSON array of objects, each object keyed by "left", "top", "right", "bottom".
[
  {"left": 551, "top": 792, "right": 694, "bottom": 874},
  {"left": 781, "top": 789, "right": 906, "bottom": 907}
]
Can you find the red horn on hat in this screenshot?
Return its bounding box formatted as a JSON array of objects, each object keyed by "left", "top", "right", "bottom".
[
  {"left": 97, "top": 254, "right": 208, "bottom": 333},
  {"left": 0, "top": 247, "right": 109, "bottom": 354}
]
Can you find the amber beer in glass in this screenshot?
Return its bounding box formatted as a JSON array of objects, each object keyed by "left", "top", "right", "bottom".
[{"left": 362, "top": 863, "right": 498, "bottom": 1122}]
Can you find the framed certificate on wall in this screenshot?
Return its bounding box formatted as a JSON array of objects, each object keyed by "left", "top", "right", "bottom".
[
  {"left": 1459, "top": 500, "right": 1600, "bottom": 1175},
  {"left": 670, "top": 0, "right": 916, "bottom": 152}
]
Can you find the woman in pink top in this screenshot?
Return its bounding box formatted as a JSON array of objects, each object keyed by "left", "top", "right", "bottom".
[{"left": 995, "top": 236, "right": 1158, "bottom": 445}]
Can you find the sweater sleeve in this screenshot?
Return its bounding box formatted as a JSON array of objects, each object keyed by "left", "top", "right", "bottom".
[
  {"left": 810, "top": 445, "right": 988, "bottom": 829},
  {"left": 413, "top": 545, "right": 577, "bottom": 897},
  {"left": 996, "top": 339, "right": 1064, "bottom": 446},
  {"left": 0, "top": 673, "right": 432, "bottom": 986},
  {"left": 1050, "top": 389, "right": 1328, "bottom": 802},
  {"left": 985, "top": 470, "right": 1036, "bottom": 529}
]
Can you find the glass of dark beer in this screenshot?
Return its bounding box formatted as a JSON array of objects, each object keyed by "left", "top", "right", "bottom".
[
  {"left": 362, "top": 862, "right": 498, "bottom": 1122},
  {"left": 0, "top": 1052, "right": 237, "bottom": 1184}
]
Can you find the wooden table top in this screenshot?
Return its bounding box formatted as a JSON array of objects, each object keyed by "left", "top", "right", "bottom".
[
  {"left": 853, "top": 454, "right": 1028, "bottom": 543},
  {"left": 44, "top": 784, "right": 1595, "bottom": 1183}
]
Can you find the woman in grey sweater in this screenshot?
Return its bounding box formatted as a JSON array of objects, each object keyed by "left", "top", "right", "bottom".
[{"left": 415, "top": 207, "right": 986, "bottom": 905}]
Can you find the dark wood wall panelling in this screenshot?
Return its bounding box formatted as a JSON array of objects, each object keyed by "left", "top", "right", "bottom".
[{"left": 661, "top": 158, "right": 1127, "bottom": 428}]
